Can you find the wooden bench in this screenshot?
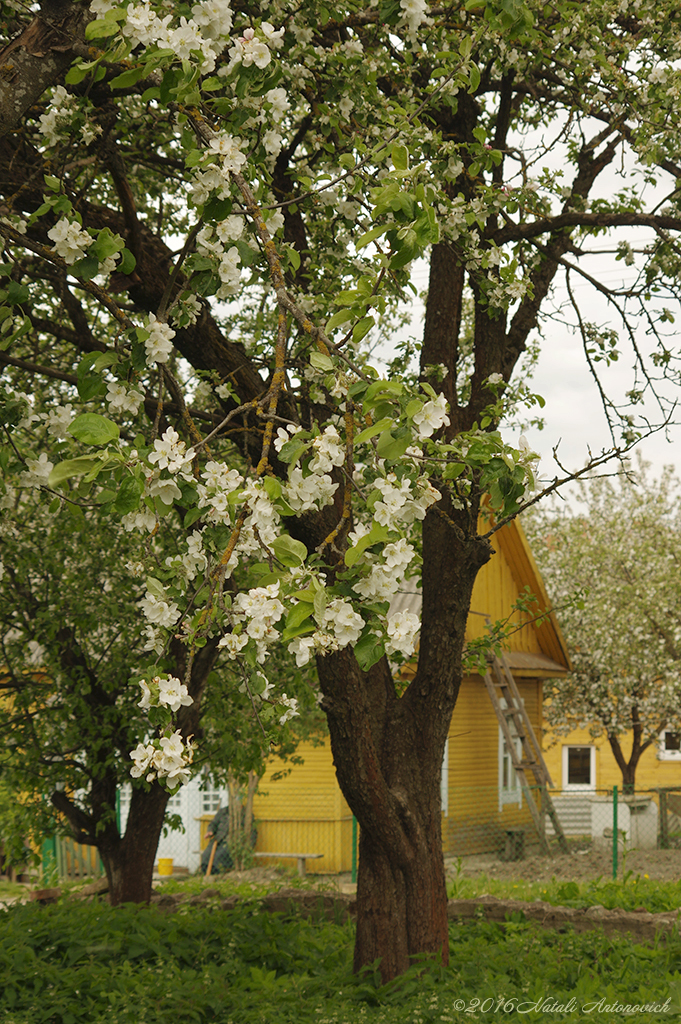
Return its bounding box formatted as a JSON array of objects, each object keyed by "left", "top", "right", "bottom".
[{"left": 253, "top": 852, "right": 323, "bottom": 877}]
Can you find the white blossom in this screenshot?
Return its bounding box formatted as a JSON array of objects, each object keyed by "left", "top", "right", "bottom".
[
  {"left": 386, "top": 610, "right": 420, "bottom": 657},
  {"left": 107, "top": 382, "right": 144, "bottom": 415},
  {"left": 139, "top": 591, "right": 181, "bottom": 629},
  {"left": 144, "top": 314, "right": 175, "bottom": 365},
  {"left": 412, "top": 394, "right": 450, "bottom": 439},
  {"left": 47, "top": 219, "right": 94, "bottom": 264}
]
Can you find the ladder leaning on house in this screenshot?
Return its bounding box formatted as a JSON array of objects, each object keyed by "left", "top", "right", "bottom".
[{"left": 483, "top": 652, "right": 569, "bottom": 855}]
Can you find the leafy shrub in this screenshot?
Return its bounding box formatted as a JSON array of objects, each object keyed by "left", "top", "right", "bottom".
[{"left": 0, "top": 895, "right": 680, "bottom": 1023}]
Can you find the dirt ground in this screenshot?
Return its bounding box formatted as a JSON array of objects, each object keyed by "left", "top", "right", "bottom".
[{"left": 453, "top": 844, "right": 681, "bottom": 883}]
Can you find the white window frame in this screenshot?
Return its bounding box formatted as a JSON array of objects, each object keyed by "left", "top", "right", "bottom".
[
  {"left": 658, "top": 729, "right": 681, "bottom": 761},
  {"left": 561, "top": 745, "right": 596, "bottom": 791},
  {"left": 498, "top": 702, "right": 522, "bottom": 811}
]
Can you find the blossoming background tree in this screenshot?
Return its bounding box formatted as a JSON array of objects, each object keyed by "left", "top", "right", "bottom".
[
  {"left": 0, "top": 487, "right": 312, "bottom": 902},
  {"left": 525, "top": 461, "right": 681, "bottom": 794},
  {"left": 1, "top": 0, "right": 681, "bottom": 982}
]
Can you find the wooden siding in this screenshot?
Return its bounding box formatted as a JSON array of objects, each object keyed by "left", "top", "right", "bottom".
[
  {"left": 543, "top": 724, "right": 681, "bottom": 793},
  {"left": 253, "top": 741, "right": 353, "bottom": 873},
  {"left": 443, "top": 676, "right": 545, "bottom": 855}
]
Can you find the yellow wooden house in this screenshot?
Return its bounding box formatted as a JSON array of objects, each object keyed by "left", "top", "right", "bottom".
[
  {"left": 543, "top": 725, "right": 681, "bottom": 797},
  {"left": 252, "top": 518, "right": 570, "bottom": 872}
]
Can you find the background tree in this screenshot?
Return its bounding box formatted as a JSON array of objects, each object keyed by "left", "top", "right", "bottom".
[
  {"left": 1, "top": 0, "right": 681, "bottom": 983},
  {"left": 525, "top": 461, "right": 681, "bottom": 793},
  {"left": 0, "top": 486, "right": 311, "bottom": 903}
]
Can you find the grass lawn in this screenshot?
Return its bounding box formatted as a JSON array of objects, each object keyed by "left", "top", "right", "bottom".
[{"left": 0, "top": 873, "right": 680, "bottom": 1023}]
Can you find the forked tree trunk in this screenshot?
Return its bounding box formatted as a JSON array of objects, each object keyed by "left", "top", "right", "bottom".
[
  {"left": 317, "top": 518, "right": 488, "bottom": 981},
  {"left": 98, "top": 782, "right": 170, "bottom": 905},
  {"left": 353, "top": 781, "right": 449, "bottom": 977}
]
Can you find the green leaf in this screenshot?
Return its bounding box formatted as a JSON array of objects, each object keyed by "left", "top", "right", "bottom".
[
  {"left": 48, "top": 456, "right": 101, "bottom": 487},
  {"left": 113, "top": 475, "right": 143, "bottom": 515},
  {"left": 271, "top": 535, "right": 307, "bottom": 567},
  {"left": 356, "top": 224, "right": 389, "bottom": 250},
  {"left": 468, "top": 63, "right": 481, "bottom": 93},
  {"left": 6, "top": 281, "right": 28, "bottom": 305},
  {"left": 184, "top": 507, "right": 204, "bottom": 528},
  {"left": 459, "top": 35, "right": 473, "bottom": 58},
  {"left": 287, "top": 247, "right": 301, "bottom": 272},
  {"left": 313, "top": 586, "right": 327, "bottom": 624},
  {"left": 77, "top": 374, "right": 106, "bottom": 402},
  {"left": 376, "top": 430, "right": 410, "bottom": 460},
  {"left": 353, "top": 631, "right": 386, "bottom": 672},
  {"left": 326, "top": 308, "right": 354, "bottom": 332},
  {"left": 391, "top": 144, "right": 409, "bottom": 171},
  {"left": 109, "top": 66, "right": 145, "bottom": 90},
  {"left": 345, "top": 523, "right": 390, "bottom": 567},
  {"left": 65, "top": 63, "right": 91, "bottom": 85},
  {"left": 70, "top": 255, "right": 100, "bottom": 281},
  {"left": 352, "top": 315, "right": 374, "bottom": 344},
  {"left": 119, "top": 248, "right": 137, "bottom": 275},
  {"left": 287, "top": 603, "right": 315, "bottom": 631},
  {"left": 68, "top": 413, "right": 120, "bottom": 446},
  {"left": 310, "top": 351, "right": 334, "bottom": 371},
  {"left": 354, "top": 416, "right": 394, "bottom": 446},
  {"left": 85, "top": 18, "right": 121, "bottom": 40},
  {"left": 145, "top": 577, "right": 166, "bottom": 600}
]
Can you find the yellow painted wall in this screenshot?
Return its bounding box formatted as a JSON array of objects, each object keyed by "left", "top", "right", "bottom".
[
  {"left": 467, "top": 543, "right": 543, "bottom": 655},
  {"left": 543, "top": 724, "right": 681, "bottom": 793},
  {"left": 253, "top": 740, "right": 353, "bottom": 873},
  {"left": 443, "top": 675, "right": 544, "bottom": 855}
]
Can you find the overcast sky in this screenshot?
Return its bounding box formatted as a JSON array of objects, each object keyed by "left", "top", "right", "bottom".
[{"left": 397, "top": 243, "right": 681, "bottom": 506}]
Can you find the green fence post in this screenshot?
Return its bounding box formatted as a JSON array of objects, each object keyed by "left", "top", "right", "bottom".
[
  {"left": 351, "top": 815, "right": 358, "bottom": 884},
  {"left": 612, "top": 785, "right": 618, "bottom": 880},
  {"left": 41, "top": 837, "right": 57, "bottom": 881}
]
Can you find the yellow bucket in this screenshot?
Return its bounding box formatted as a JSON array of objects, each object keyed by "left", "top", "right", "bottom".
[{"left": 157, "top": 858, "right": 174, "bottom": 876}]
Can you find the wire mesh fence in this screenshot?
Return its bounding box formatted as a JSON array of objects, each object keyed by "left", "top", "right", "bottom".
[
  {"left": 443, "top": 784, "right": 681, "bottom": 873},
  {"left": 44, "top": 783, "right": 681, "bottom": 883}
]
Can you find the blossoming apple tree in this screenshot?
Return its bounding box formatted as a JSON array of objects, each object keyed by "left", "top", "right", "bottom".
[
  {"left": 1, "top": 0, "right": 681, "bottom": 981},
  {"left": 526, "top": 461, "right": 681, "bottom": 794}
]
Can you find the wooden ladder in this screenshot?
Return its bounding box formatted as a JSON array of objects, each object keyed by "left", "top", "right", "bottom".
[{"left": 483, "top": 652, "right": 569, "bottom": 855}]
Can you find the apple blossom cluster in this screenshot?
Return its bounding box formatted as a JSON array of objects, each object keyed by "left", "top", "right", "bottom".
[
  {"left": 37, "top": 86, "right": 77, "bottom": 147},
  {"left": 196, "top": 224, "right": 243, "bottom": 298},
  {"left": 399, "top": 0, "right": 432, "bottom": 36},
  {"left": 41, "top": 404, "right": 73, "bottom": 439},
  {"left": 137, "top": 674, "right": 193, "bottom": 714},
  {"left": 353, "top": 536, "right": 416, "bottom": 601},
  {"left": 164, "top": 530, "right": 208, "bottom": 582},
  {"left": 106, "top": 381, "right": 145, "bottom": 416},
  {"left": 197, "top": 460, "right": 244, "bottom": 524},
  {"left": 139, "top": 590, "right": 181, "bottom": 630},
  {"left": 130, "top": 730, "right": 194, "bottom": 787},
  {"left": 287, "top": 597, "right": 365, "bottom": 667},
  {"left": 143, "top": 314, "right": 175, "bottom": 365},
  {"left": 386, "top": 610, "right": 420, "bottom": 658},
  {"left": 372, "top": 474, "right": 442, "bottom": 530},
  {"left": 412, "top": 394, "right": 450, "bottom": 439},
  {"left": 119, "top": 0, "right": 234, "bottom": 72},
  {"left": 47, "top": 219, "right": 94, "bottom": 265}
]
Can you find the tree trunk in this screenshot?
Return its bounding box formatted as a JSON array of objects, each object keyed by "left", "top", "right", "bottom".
[
  {"left": 353, "top": 774, "right": 448, "bottom": 978},
  {"left": 98, "top": 782, "right": 169, "bottom": 905}
]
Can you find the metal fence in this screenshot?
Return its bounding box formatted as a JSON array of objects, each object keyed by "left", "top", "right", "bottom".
[{"left": 442, "top": 784, "right": 681, "bottom": 867}]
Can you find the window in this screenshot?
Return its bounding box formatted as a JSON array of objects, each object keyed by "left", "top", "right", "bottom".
[
  {"left": 199, "top": 770, "right": 226, "bottom": 813},
  {"left": 498, "top": 705, "right": 522, "bottom": 810},
  {"left": 658, "top": 730, "right": 681, "bottom": 761},
  {"left": 562, "top": 745, "right": 596, "bottom": 790}
]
